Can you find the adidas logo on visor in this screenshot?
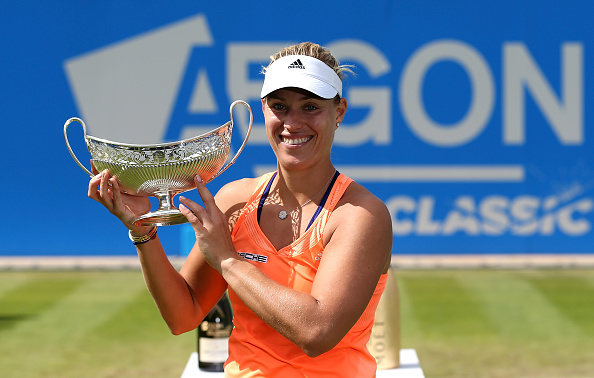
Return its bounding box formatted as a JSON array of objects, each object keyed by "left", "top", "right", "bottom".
[{"left": 287, "top": 59, "right": 305, "bottom": 69}]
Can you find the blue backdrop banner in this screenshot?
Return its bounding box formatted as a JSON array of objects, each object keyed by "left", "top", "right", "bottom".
[{"left": 1, "top": 1, "right": 592, "bottom": 255}]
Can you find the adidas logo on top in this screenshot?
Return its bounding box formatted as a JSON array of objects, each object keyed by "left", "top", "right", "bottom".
[{"left": 287, "top": 59, "right": 305, "bottom": 69}]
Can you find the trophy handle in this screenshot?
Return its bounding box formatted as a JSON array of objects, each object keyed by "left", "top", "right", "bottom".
[
  {"left": 208, "top": 100, "right": 253, "bottom": 182},
  {"left": 64, "top": 117, "right": 93, "bottom": 177}
]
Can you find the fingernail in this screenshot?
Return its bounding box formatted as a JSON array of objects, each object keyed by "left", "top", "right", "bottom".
[
  {"left": 195, "top": 175, "right": 203, "bottom": 183},
  {"left": 179, "top": 196, "right": 186, "bottom": 201}
]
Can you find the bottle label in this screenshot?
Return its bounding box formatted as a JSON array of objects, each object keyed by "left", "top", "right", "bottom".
[{"left": 199, "top": 337, "right": 229, "bottom": 363}]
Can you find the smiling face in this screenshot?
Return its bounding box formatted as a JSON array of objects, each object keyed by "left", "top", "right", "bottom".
[{"left": 262, "top": 88, "right": 347, "bottom": 171}]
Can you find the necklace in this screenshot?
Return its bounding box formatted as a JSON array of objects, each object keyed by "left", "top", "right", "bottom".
[{"left": 278, "top": 170, "right": 337, "bottom": 220}]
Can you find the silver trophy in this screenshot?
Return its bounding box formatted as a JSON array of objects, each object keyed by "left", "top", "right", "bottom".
[{"left": 64, "top": 100, "right": 253, "bottom": 227}]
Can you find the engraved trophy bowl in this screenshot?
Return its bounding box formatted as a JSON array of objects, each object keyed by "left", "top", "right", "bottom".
[{"left": 64, "top": 100, "right": 253, "bottom": 227}]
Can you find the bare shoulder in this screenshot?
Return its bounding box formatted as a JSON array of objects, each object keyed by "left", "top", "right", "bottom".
[
  {"left": 325, "top": 181, "right": 393, "bottom": 270},
  {"left": 214, "top": 176, "right": 261, "bottom": 214},
  {"left": 214, "top": 176, "right": 269, "bottom": 231},
  {"left": 337, "top": 181, "right": 391, "bottom": 221}
]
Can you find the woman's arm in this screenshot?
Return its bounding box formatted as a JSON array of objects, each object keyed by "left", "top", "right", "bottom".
[
  {"left": 88, "top": 170, "right": 227, "bottom": 334},
  {"left": 135, "top": 237, "right": 227, "bottom": 335}
]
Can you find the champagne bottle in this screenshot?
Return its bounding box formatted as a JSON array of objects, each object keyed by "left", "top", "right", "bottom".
[
  {"left": 367, "top": 267, "right": 401, "bottom": 369},
  {"left": 197, "top": 292, "right": 233, "bottom": 372}
]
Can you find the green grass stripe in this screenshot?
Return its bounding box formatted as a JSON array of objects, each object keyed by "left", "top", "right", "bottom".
[
  {"left": 526, "top": 271, "right": 594, "bottom": 337},
  {"left": 0, "top": 272, "right": 34, "bottom": 298},
  {"left": 459, "top": 270, "right": 583, "bottom": 341},
  {"left": 0, "top": 272, "right": 85, "bottom": 332},
  {"left": 397, "top": 270, "right": 594, "bottom": 377},
  {"left": 396, "top": 275, "right": 422, "bottom": 346},
  {"left": 0, "top": 271, "right": 147, "bottom": 377},
  {"left": 397, "top": 270, "right": 496, "bottom": 340},
  {"left": 91, "top": 287, "right": 169, "bottom": 338},
  {"left": 66, "top": 289, "right": 196, "bottom": 377}
]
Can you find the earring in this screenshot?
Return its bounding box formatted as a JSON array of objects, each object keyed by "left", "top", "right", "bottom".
[{"left": 336, "top": 123, "right": 340, "bottom": 128}]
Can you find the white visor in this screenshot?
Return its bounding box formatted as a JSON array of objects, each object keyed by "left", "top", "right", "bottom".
[{"left": 260, "top": 55, "right": 342, "bottom": 99}]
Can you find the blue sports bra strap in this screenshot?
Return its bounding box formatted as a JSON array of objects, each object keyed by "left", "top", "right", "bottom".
[
  {"left": 257, "top": 172, "right": 277, "bottom": 223},
  {"left": 306, "top": 170, "right": 341, "bottom": 231}
]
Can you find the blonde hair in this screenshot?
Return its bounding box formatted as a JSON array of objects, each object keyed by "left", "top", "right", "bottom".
[{"left": 264, "top": 42, "right": 354, "bottom": 81}]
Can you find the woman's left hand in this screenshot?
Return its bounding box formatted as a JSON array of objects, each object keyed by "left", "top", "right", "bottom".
[{"left": 179, "top": 175, "right": 237, "bottom": 272}]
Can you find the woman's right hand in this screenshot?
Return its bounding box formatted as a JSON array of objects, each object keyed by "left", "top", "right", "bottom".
[{"left": 88, "top": 167, "right": 152, "bottom": 235}]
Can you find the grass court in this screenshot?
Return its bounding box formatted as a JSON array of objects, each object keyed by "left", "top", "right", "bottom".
[{"left": 1, "top": 268, "right": 593, "bottom": 377}]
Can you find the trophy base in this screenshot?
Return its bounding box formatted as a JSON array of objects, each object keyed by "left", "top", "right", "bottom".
[{"left": 134, "top": 209, "right": 189, "bottom": 227}]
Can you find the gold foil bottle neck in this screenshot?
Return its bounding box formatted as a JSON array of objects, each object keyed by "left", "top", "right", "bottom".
[{"left": 367, "top": 267, "right": 400, "bottom": 369}]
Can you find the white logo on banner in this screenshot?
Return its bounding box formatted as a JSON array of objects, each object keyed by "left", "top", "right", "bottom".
[
  {"left": 64, "top": 14, "right": 214, "bottom": 144},
  {"left": 64, "top": 14, "right": 590, "bottom": 239},
  {"left": 387, "top": 193, "right": 593, "bottom": 237},
  {"left": 64, "top": 14, "right": 583, "bottom": 165}
]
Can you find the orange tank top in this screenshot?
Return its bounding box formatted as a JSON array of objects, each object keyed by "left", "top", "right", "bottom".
[{"left": 225, "top": 172, "right": 388, "bottom": 378}]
